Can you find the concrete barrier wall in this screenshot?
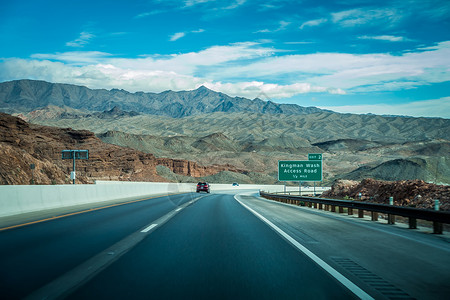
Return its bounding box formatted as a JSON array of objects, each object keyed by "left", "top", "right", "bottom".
[
  {"left": 0, "top": 181, "right": 329, "bottom": 218},
  {"left": 0, "top": 182, "right": 197, "bottom": 218}
]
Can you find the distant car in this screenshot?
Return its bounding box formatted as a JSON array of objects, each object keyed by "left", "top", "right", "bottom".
[
  {"left": 232, "top": 182, "right": 239, "bottom": 186},
  {"left": 196, "top": 182, "right": 210, "bottom": 193}
]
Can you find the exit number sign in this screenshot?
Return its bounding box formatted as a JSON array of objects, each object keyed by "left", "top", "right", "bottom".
[{"left": 308, "top": 153, "right": 323, "bottom": 160}]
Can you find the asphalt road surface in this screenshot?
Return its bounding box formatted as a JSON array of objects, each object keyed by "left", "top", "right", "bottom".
[{"left": 1, "top": 191, "right": 449, "bottom": 299}]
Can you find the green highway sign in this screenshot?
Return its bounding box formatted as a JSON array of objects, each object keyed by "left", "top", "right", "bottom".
[
  {"left": 308, "top": 153, "right": 323, "bottom": 161},
  {"left": 62, "top": 150, "right": 89, "bottom": 160},
  {"left": 278, "top": 160, "right": 322, "bottom": 182}
]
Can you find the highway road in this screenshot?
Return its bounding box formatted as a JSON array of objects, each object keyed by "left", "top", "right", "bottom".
[{"left": 1, "top": 190, "right": 449, "bottom": 299}]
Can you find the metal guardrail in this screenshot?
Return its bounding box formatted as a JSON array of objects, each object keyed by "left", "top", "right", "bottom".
[{"left": 260, "top": 192, "right": 450, "bottom": 234}]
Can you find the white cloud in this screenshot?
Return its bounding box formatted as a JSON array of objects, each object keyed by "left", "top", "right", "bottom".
[
  {"left": 31, "top": 51, "right": 112, "bottom": 65},
  {"left": 206, "top": 41, "right": 450, "bottom": 92},
  {"left": 154, "top": 0, "right": 245, "bottom": 11},
  {"left": 134, "top": 10, "right": 165, "bottom": 18},
  {"left": 278, "top": 20, "right": 290, "bottom": 30},
  {"left": 256, "top": 20, "right": 291, "bottom": 33},
  {"left": 331, "top": 8, "right": 400, "bottom": 27},
  {"left": 202, "top": 81, "right": 345, "bottom": 99},
  {"left": 299, "top": 18, "right": 327, "bottom": 30},
  {"left": 1, "top": 41, "right": 449, "bottom": 115},
  {"left": 223, "top": 0, "right": 246, "bottom": 10},
  {"left": 66, "top": 31, "right": 95, "bottom": 47},
  {"left": 169, "top": 29, "right": 205, "bottom": 41},
  {"left": 28, "top": 42, "right": 273, "bottom": 75},
  {"left": 184, "top": 0, "right": 214, "bottom": 7},
  {"left": 0, "top": 58, "right": 339, "bottom": 99},
  {"left": 0, "top": 58, "right": 203, "bottom": 92},
  {"left": 358, "top": 35, "right": 411, "bottom": 42},
  {"left": 258, "top": 3, "right": 282, "bottom": 11},
  {"left": 284, "top": 41, "right": 314, "bottom": 45},
  {"left": 320, "top": 97, "right": 450, "bottom": 119},
  {"left": 169, "top": 32, "right": 186, "bottom": 41}
]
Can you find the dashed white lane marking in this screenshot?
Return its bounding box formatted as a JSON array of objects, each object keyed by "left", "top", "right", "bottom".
[
  {"left": 234, "top": 194, "right": 374, "bottom": 300},
  {"left": 141, "top": 223, "right": 158, "bottom": 233},
  {"left": 175, "top": 208, "right": 183, "bottom": 212},
  {"left": 26, "top": 194, "right": 207, "bottom": 300}
]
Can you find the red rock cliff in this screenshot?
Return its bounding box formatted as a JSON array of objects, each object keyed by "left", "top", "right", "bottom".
[{"left": 0, "top": 113, "right": 242, "bottom": 184}]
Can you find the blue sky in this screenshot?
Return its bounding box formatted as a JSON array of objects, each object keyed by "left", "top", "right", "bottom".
[{"left": 1, "top": 0, "right": 450, "bottom": 118}]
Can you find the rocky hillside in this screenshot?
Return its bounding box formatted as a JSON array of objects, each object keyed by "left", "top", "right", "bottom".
[
  {"left": 322, "top": 179, "right": 450, "bottom": 211},
  {"left": 2, "top": 80, "right": 449, "bottom": 185},
  {"left": 0, "top": 79, "right": 324, "bottom": 117},
  {"left": 0, "top": 113, "right": 246, "bottom": 185},
  {"left": 20, "top": 107, "right": 450, "bottom": 184},
  {"left": 22, "top": 107, "right": 450, "bottom": 143}
]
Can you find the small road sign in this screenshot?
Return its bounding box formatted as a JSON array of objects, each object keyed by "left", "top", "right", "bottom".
[
  {"left": 278, "top": 160, "right": 322, "bottom": 181},
  {"left": 308, "top": 153, "right": 323, "bottom": 161}
]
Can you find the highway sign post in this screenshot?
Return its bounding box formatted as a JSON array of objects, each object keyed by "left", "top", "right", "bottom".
[
  {"left": 308, "top": 154, "right": 323, "bottom": 195},
  {"left": 30, "top": 164, "right": 35, "bottom": 185},
  {"left": 62, "top": 150, "right": 89, "bottom": 184}
]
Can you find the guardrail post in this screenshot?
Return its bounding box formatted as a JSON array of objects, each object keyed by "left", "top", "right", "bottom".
[
  {"left": 358, "top": 209, "right": 364, "bottom": 218},
  {"left": 433, "top": 200, "right": 443, "bottom": 234},
  {"left": 331, "top": 205, "right": 336, "bottom": 212},
  {"left": 433, "top": 222, "right": 443, "bottom": 234},
  {"left": 324, "top": 204, "right": 329, "bottom": 211},
  {"left": 371, "top": 212, "right": 378, "bottom": 221},
  {"left": 313, "top": 203, "right": 318, "bottom": 209},
  {"left": 388, "top": 214, "right": 396, "bottom": 225},
  {"left": 348, "top": 207, "right": 353, "bottom": 215},
  {"left": 318, "top": 203, "right": 323, "bottom": 210},
  {"left": 409, "top": 217, "right": 417, "bottom": 229},
  {"left": 388, "top": 197, "right": 395, "bottom": 225},
  {"left": 338, "top": 206, "right": 344, "bottom": 214}
]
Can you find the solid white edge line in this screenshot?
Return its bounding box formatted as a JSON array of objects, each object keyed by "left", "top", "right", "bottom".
[
  {"left": 234, "top": 195, "right": 374, "bottom": 300},
  {"left": 175, "top": 208, "right": 183, "bottom": 212},
  {"left": 141, "top": 223, "right": 158, "bottom": 233}
]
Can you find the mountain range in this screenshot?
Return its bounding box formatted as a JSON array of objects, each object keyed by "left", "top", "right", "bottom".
[
  {"left": 1, "top": 79, "right": 449, "bottom": 185},
  {"left": 0, "top": 79, "right": 324, "bottom": 117}
]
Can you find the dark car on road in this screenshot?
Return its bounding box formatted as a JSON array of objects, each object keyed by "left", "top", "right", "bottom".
[{"left": 196, "top": 182, "right": 210, "bottom": 193}]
